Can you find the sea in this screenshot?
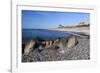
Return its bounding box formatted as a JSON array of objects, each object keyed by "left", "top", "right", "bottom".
[{"left": 22, "top": 29, "right": 73, "bottom": 42}]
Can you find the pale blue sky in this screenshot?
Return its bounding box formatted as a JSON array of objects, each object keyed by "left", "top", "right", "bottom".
[{"left": 22, "top": 10, "right": 90, "bottom": 29}]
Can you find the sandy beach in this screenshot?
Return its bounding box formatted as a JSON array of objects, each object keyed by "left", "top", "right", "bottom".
[{"left": 52, "top": 26, "right": 90, "bottom": 35}]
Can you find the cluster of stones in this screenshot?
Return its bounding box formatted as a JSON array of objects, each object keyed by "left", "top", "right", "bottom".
[{"left": 23, "top": 36, "right": 78, "bottom": 55}]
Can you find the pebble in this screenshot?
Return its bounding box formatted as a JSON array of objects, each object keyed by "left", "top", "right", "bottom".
[{"left": 22, "top": 37, "right": 90, "bottom": 62}]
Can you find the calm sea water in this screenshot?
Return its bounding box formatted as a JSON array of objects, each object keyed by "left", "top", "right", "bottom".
[{"left": 22, "top": 29, "right": 73, "bottom": 42}]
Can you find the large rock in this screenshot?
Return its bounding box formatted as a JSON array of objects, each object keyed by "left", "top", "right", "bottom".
[
  {"left": 67, "top": 36, "right": 78, "bottom": 48},
  {"left": 53, "top": 38, "right": 67, "bottom": 54},
  {"left": 24, "top": 40, "right": 35, "bottom": 55},
  {"left": 53, "top": 36, "right": 78, "bottom": 54}
]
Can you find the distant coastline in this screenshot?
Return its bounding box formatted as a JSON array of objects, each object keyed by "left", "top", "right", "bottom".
[{"left": 51, "top": 25, "right": 90, "bottom": 35}]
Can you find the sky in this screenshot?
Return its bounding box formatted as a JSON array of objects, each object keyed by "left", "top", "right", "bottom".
[{"left": 22, "top": 10, "right": 90, "bottom": 29}]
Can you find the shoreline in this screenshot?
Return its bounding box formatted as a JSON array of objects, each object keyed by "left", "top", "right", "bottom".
[
  {"left": 51, "top": 26, "right": 90, "bottom": 35},
  {"left": 22, "top": 26, "right": 90, "bottom": 62}
]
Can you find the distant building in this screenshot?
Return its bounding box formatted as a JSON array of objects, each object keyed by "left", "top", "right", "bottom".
[
  {"left": 77, "top": 22, "right": 89, "bottom": 27},
  {"left": 79, "top": 22, "right": 85, "bottom": 25}
]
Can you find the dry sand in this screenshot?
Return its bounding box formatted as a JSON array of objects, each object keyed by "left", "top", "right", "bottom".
[{"left": 52, "top": 26, "right": 90, "bottom": 35}]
